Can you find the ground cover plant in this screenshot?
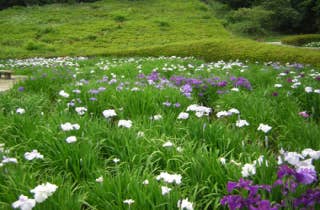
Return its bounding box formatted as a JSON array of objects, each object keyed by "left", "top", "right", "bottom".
[{"left": 0, "top": 56, "right": 320, "bottom": 209}]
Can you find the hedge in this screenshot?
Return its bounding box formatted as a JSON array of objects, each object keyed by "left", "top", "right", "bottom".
[
  {"left": 102, "top": 38, "right": 320, "bottom": 66},
  {"left": 3, "top": 38, "right": 320, "bottom": 66},
  {"left": 281, "top": 34, "right": 320, "bottom": 46}
]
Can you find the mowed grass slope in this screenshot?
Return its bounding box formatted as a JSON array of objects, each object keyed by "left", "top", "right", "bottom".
[
  {"left": 0, "top": 0, "right": 230, "bottom": 58},
  {"left": 1, "top": 0, "right": 320, "bottom": 64}
]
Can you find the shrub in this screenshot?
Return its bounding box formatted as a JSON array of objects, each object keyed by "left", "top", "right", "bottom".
[
  {"left": 226, "top": 7, "right": 273, "bottom": 35},
  {"left": 282, "top": 34, "right": 320, "bottom": 46},
  {"left": 107, "top": 38, "right": 320, "bottom": 66},
  {"left": 304, "top": 42, "right": 320, "bottom": 48}
]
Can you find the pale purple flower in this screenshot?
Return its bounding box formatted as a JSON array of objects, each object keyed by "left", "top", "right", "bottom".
[
  {"left": 12, "top": 195, "right": 36, "bottom": 210},
  {"left": 299, "top": 111, "right": 309, "bottom": 118}
]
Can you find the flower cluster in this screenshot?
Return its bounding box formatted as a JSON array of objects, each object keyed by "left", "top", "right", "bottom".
[{"left": 222, "top": 148, "right": 320, "bottom": 210}]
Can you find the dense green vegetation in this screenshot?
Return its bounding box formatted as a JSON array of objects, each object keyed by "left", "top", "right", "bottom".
[
  {"left": 1, "top": 57, "right": 320, "bottom": 209},
  {"left": 281, "top": 34, "right": 320, "bottom": 46},
  {"left": 107, "top": 38, "right": 320, "bottom": 66},
  {"left": 207, "top": 0, "right": 320, "bottom": 35},
  {"left": 0, "top": 0, "right": 231, "bottom": 58},
  {"left": 0, "top": 0, "right": 319, "bottom": 65}
]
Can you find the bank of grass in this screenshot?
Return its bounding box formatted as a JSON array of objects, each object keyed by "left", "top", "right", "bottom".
[
  {"left": 0, "top": 0, "right": 230, "bottom": 58},
  {"left": 1, "top": 0, "right": 320, "bottom": 65}
]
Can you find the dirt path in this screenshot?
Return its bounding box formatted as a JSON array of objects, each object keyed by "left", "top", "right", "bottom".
[{"left": 0, "top": 76, "right": 27, "bottom": 92}]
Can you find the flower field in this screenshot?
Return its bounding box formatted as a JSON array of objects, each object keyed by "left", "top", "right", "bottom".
[{"left": 0, "top": 56, "right": 320, "bottom": 209}]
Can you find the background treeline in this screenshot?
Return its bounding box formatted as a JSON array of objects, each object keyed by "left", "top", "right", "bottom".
[
  {"left": 0, "top": 0, "right": 97, "bottom": 9},
  {"left": 206, "top": 0, "right": 320, "bottom": 35}
]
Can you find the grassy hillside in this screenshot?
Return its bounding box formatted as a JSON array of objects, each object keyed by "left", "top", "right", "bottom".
[
  {"left": 0, "top": 0, "right": 320, "bottom": 65},
  {"left": 0, "top": 0, "right": 230, "bottom": 58}
]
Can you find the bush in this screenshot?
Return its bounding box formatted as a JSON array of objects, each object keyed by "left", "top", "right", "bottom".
[
  {"left": 281, "top": 34, "right": 320, "bottom": 46},
  {"left": 304, "top": 42, "right": 320, "bottom": 48},
  {"left": 226, "top": 7, "right": 273, "bottom": 35}
]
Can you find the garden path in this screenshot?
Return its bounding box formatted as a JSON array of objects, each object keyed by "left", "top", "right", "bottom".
[{"left": 0, "top": 76, "right": 26, "bottom": 92}]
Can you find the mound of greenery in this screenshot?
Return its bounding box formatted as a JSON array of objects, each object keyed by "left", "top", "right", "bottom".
[
  {"left": 107, "top": 39, "right": 320, "bottom": 67},
  {"left": 210, "top": 0, "right": 320, "bottom": 34},
  {"left": 0, "top": 0, "right": 320, "bottom": 65}
]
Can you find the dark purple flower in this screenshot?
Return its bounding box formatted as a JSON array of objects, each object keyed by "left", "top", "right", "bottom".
[
  {"left": 217, "top": 81, "right": 228, "bottom": 87},
  {"left": 147, "top": 71, "right": 159, "bottom": 82},
  {"left": 230, "top": 76, "right": 237, "bottom": 81},
  {"left": 272, "top": 92, "right": 278, "bottom": 97},
  {"left": 296, "top": 168, "right": 317, "bottom": 185},
  {"left": 18, "top": 86, "right": 24, "bottom": 92},
  {"left": 186, "top": 78, "right": 202, "bottom": 86},
  {"left": 234, "top": 77, "right": 252, "bottom": 90},
  {"left": 294, "top": 189, "right": 320, "bottom": 208},
  {"left": 221, "top": 195, "right": 244, "bottom": 210},
  {"left": 249, "top": 200, "right": 279, "bottom": 210},
  {"left": 170, "top": 76, "right": 186, "bottom": 86}
]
